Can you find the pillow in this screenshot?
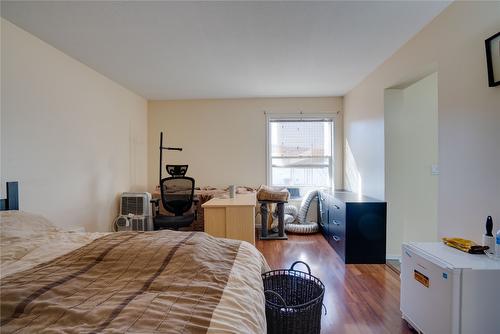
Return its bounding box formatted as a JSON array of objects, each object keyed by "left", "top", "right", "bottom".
[{"left": 0, "top": 211, "right": 60, "bottom": 240}]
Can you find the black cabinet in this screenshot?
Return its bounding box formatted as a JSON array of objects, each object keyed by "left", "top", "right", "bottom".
[{"left": 318, "top": 191, "right": 386, "bottom": 264}]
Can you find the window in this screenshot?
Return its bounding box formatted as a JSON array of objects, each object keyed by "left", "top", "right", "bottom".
[{"left": 267, "top": 116, "right": 334, "bottom": 192}]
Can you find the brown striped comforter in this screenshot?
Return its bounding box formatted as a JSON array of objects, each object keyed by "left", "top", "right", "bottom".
[{"left": 0, "top": 230, "right": 268, "bottom": 333}]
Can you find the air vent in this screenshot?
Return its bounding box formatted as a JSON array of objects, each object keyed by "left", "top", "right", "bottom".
[{"left": 121, "top": 196, "right": 144, "bottom": 215}]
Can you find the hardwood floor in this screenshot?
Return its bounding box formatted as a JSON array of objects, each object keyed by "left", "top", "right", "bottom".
[{"left": 255, "top": 233, "right": 413, "bottom": 334}]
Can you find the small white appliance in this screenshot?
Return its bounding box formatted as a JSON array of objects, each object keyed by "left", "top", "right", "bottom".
[
  {"left": 401, "top": 242, "right": 500, "bottom": 334},
  {"left": 114, "top": 192, "right": 153, "bottom": 231}
]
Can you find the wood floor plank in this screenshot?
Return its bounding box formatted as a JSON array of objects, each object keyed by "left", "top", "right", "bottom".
[{"left": 256, "top": 233, "right": 413, "bottom": 334}]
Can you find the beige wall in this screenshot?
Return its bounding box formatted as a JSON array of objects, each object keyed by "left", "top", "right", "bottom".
[
  {"left": 385, "top": 73, "right": 439, "bottom": 257},
  {"left": 1, "top": 19, "right": 148, "bottom": 232},
  {"left": 344, "top": 2, "right": 500, "bottom": 247},
  {"left": 148, "top": 97, "right": 343, "bottom": 191}
]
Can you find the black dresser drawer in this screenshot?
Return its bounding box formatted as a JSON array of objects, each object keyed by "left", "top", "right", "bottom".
[
  {"left": 329, "top": 233, "right": 345, "bottom": 260},
  {"left": 318, "top": 191, "right": 386, "bottom": 264},
  {"left": 330, "top": 217, "right": 344, "bottom": 235},
  {"left": 317, "top": 193, "right": 329, "bottom": 237},
  {"left": 331, "top": 199, "right": 346, "bottom": 222}
]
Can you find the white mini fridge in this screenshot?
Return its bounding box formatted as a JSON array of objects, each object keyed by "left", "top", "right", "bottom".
[{"left": 401, "top": 242, "right": 500, "bottom": 334}]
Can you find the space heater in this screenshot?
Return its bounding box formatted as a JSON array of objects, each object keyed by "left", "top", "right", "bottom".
[{"left": 113, "top": 192, "right": 153, "bottom": 231}]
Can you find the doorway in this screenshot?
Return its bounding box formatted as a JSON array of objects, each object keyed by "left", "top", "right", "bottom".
[{"left": 384, "top": 72, "right": 439, "bottom": 258}]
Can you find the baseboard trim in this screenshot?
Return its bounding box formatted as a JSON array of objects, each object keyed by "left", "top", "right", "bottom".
[{"left": 386, "top": 254, "right": 401, "bottom": 262}]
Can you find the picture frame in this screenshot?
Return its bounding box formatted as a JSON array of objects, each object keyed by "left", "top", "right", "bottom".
[{"left": 485, "top": 32, "right": 500, "bottom": 87}]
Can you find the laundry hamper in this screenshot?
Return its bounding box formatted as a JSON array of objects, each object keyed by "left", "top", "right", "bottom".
[{"left": 262, "top": 261, "right": 325, "bottom": 334}]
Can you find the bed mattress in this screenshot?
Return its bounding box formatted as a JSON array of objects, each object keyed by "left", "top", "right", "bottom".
[{"left": 0, "top": 211, "right": 268, "bottom": 333}]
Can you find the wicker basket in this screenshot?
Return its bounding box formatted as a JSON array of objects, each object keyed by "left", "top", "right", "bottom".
[{"left": 262, "top": 261, "right": 325, "bottom": 334}]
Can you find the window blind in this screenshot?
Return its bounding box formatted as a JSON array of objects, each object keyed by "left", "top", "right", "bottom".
[{"left": 269, "top": 119, "right": 333, "bottom": 189}]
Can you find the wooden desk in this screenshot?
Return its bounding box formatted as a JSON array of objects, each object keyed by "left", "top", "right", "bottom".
[{"left": 202, "top": 193, "right": 256, "bottom": 245}]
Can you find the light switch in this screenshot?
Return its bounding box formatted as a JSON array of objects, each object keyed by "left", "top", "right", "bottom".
[{"left": 431, "top": 164, "right": 440, "bottom": 175}]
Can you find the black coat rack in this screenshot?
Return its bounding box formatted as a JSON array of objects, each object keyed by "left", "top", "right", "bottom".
[{"left": 158, "top": 132, "right": 182, "bottom": 185}]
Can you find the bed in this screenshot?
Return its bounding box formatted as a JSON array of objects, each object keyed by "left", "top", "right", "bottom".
[{"left": 0, "top": 186, "right": 269, "bottom": 333}]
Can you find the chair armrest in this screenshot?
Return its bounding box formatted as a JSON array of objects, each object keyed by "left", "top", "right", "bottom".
[
  {"left": 150, "top": 198, "right": 160, "bottom": 216},
  {"left": 192, "top": 197, "right": 199, "bottom": 220}
]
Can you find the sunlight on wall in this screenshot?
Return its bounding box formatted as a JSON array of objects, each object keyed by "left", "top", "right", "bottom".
[{"left": 344, "top": 139, "right": 362, "bottom": 195}]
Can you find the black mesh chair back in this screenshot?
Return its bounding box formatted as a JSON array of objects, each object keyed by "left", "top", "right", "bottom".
[{"left": 160, "top": 176, "right": 195, "bottom": 216}]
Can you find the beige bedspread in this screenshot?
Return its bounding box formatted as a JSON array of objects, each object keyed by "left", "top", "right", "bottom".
[
  {"left": 1, "top": 211, "right": 107, "bottom": 279},
  {"left": 0, "top": 212, "right": 268, "bottom": 333}
]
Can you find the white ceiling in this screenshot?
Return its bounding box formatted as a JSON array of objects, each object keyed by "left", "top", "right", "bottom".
[{"left": 1, "top": 1, "right": 450, "bottom": 100}]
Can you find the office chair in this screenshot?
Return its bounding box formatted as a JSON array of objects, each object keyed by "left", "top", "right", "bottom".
[{"left": 151, "top": 165, "right": 196, "bottom": 230}]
